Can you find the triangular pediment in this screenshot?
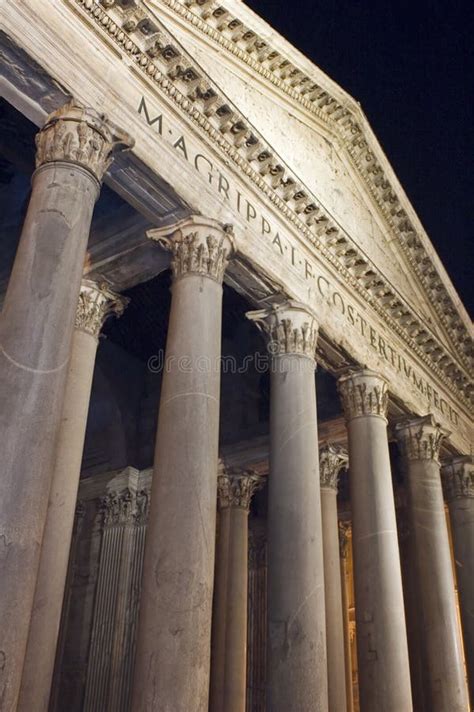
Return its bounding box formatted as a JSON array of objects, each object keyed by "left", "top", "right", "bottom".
[{"left": 129, "top": 0, "right": 472, "bottom": 370}]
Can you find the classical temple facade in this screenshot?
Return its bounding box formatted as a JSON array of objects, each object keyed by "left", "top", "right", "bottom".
[{"left": 0, "top": 1, "right": 472, "bottom": 711}]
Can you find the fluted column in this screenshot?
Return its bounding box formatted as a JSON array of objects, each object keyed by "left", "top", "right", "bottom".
[
  {"left": 442, "top": 456, "right": 474, "bottom": 704},
  {"left": 338, "top": 370, "right": 412, "bottom": 712},
  {"left": 338, "top": 523, "right": 354, "bottom": 712},
  {"left": 395, "top": 414, "right": 469, "bottom": 711},
  {"left": 320, "top": 445, "right": 348, "bottom": 712},
  {"left": 17, "top": 280, "right": 126, "bottom": 712},
  {"left": 0, "top": 102, "right": 132, "bottom": 710},
  {"left": 247, "top": 301, "right": 327, "bottom": 712},
  {"left": 210, "top": 469, "right": 263, "bottom": 712},
  {"left": 131, "top": 217, "right": 233, "bottom": 711}
]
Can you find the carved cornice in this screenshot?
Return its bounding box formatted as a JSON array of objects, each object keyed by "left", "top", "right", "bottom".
[
  {"left": 66, "top": 0, "right": 473, "bottom": 411},
  {"left": 148, "top": 216, "right": 233, "bottom": 283},
  {"left": 319, "top": 444, "right": 348, "bottom": 491},
  {"left": 247, "top": 300, "right": 318, "bottom": 358},
  {"left": 395, "top": 414, "right": 448, "bottom": 463},
  {"left": 217, "top": 468, "right": 263, "bottom": 510},
  {"left": 100, "top": 486, "right": 150, "bottom": 525},
  {"left": 338, "top": 369, "right": 389, "bottom": 422},
  {"left": 338, "top": 521, "right": 352, "bottom": 559},
  {"left": 35, "top": 100, "right": 133, "bottom": 183},
  {"left": 75, "top": 279, "right": 128, "bottom": 338},
  {"left": 441, "top": 456, "right": 474, "bottom": 501}
]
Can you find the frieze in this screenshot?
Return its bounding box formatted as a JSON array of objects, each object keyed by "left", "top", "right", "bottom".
[{"left": 63, "top": 0, "right": 472, "bottom": 417}]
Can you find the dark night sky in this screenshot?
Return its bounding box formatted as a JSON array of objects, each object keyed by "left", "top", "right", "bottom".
[{"left": 245, "top": 0, "right": 473, "bottom": 318}]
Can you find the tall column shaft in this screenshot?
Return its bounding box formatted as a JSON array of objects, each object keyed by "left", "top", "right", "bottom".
[
  {"left": 396, "top": 416, "right": 469, "bottom": 711},
  {"left": 320, "top": 446, "right": 348, "bottom": 712},
  {"left": 442, "top": 456, "right": 474, "bottom": 705},
  {"left": 0, "top": 102, "right": 131, "bottom": 710},
  {"left": 338, "top": 370, "right": 412, "bottom": 712},
  {"left": 248, "top": 301, "right": 327, "bottom": 712},
  {"left": 17, "top": 282, "right": 125, "bottom": 712},
  {"left": 131, "top": 218, "right": 233, "bottom": 712},
  {"left": 210, "top": 471, "right": 262, "bottom": 712}
]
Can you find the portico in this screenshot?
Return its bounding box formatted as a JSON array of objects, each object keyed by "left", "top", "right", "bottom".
[{"left": 0, "top": 1, "right": 472, "bottom": 711}]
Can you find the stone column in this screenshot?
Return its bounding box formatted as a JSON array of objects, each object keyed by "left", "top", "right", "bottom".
[
  {"left": 131, "top": 217, "right": 233, "bottom": 712},
  {"left": 319, "top": 445, "right": 348, "bottom": 712},
  {"left": 0, "top": 101, "right": 131, "bottom": 710},
  {"left": 18, "top": 280, "right": 126, "bottom": 712},
  {"left": 442, "top": 456, "right": 474, "bottom": 705},
  {"left": 338, "top": 523, "right": 354, "bottom": 712},
  {"left": 246, "top": 524, "right": 267, "bottom": 712},
  {"left": 210, "top": 469, "right": 263, "bottom": 712},
  {"left": 396, "top": 414, "right": 469, "bottom": 711},
  {"left": 247, "top": 301, "right": 327, "bottom": 712},
  {"left": 337, "top": 370, "right": 412, "bottom": 712}
]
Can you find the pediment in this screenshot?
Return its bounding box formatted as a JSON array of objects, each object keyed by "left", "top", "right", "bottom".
[{"left": 109, "top": 0, "right": 472, "bottom": 386}]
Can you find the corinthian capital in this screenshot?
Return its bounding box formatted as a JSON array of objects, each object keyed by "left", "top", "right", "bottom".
[
  {"left": 395, "top": 414, "right": 449, "bottom": 463},
  {"left": 75, "top": 279, "right": 128, "bottom": 338},
  {"left": 148, "top": 216, "right": 234, "bottom": 283},
  {"left": 246, "top": 300, "right": 318, "bottom": 358},
  {"left": 35, "top": 101, "right": 133, "bottom": 183},
  {"left": 217, "top": 468, "right": 264, "bottom": 511},
  {"left": 319, "top": 444, "right": 348, "bottom": 490},
  {"left": 441, "top": 456, "right": 474, "bottom": 501},
  {"left": 338, "top": 369, "right": 389, "bottom": 421}
]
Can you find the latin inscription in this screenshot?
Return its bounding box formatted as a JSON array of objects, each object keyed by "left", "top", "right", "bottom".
[{"left": 138, "top": 96, "right": 459, "bottom": 426}]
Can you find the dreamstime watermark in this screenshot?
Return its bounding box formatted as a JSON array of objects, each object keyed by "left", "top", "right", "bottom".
[{"left": 147, "top": 343, "right": 316, "bottom": 375}]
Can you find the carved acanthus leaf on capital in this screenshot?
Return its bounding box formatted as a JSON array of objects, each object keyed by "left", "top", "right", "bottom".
[
  {"left": 246, "top": 300, "right": 318, "bottom": 358},
  {"left": 148, "top": 217, "right": 234, "bottom": 284},
  {"left": 217, "top": 468, "right": 264, "bottom": 510},
  {"left": 319, "top": 444, "right": 348, "bottom": 490},
  {"left": 75, "top": 279, "right": 128, "bottom": 338},
  {"left": 441, "top": 456, "right": 474, "bottom": 501},
  {"left": 338, "top": 369, "right": 389, "bottom": 421},
  {"left": 395, "top": 414, "right": 448, "bottom": 463},
  {"left": 35, "top": 101, "right": 133, "bottom": 183},
  {"left": 100, "top": 487, "right": 150, "bottom": 527}
]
